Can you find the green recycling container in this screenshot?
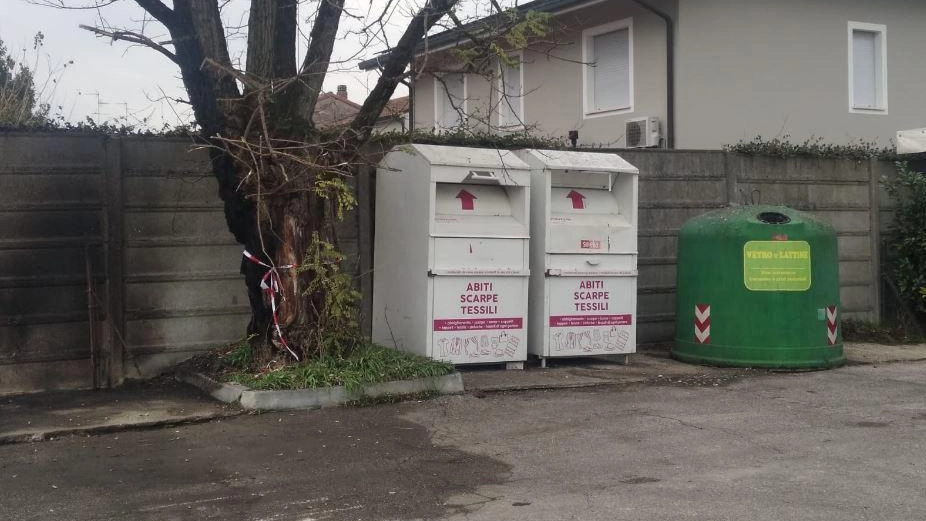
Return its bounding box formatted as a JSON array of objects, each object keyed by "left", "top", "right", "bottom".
[{"left": 672, "top": 205, "right": 845, "bottom": 369}]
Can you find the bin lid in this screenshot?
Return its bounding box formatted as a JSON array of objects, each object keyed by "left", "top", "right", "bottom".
[
  {"left": 518, "top": 149, "right": 638, "bottom": 174},
  {"left": 405, "top": 144, "right": 530, "bottom": 170}
]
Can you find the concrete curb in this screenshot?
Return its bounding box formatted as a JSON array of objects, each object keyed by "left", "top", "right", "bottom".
[
  {"left": 175, "top": 370, "right": 248, "bottom": 404},
  {"left": 179, "top": 371, "right": 465, "bottom": 411},
  {"left": 0, "top": 413, "right": 239, "bottom": 445},
  {"left": 240, "top": 386, "right": 350, "bottom": 410}
]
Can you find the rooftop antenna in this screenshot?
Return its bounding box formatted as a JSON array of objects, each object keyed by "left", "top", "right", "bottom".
[{"left": 83, "top": 91, "right": 102, "bottom": 121}]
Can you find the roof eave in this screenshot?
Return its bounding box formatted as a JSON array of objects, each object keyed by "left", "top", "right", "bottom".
[{"left": 357, "top": 0, "right": 594, "bottom": 71}]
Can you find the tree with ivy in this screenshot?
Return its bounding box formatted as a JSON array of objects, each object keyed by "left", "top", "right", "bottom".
[{"left": 36, "top": 0, "right": 551, "bottom": 366}]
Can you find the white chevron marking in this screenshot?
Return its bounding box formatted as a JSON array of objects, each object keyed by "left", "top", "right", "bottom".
[
  {"left": 695, "top": 305, "right": 711, "bottom": 323},
  {"left": 695, "top": 324, "right": 711, "bottom": 343}
]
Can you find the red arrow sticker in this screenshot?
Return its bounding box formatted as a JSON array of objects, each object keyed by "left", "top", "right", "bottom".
[
  {"left": 566, "top": 190, "right": 585, "bottom": 209},
  {"left": 456, "top": 189, "right": 476, "bottom": 211}
]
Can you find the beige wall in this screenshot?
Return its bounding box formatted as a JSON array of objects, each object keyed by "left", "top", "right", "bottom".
[
  {"left": 412, "top": 0, "right": 673, "bottom": 146},
  {"left": 413, "top": 0, "right": 926, "bottom": 149},
  {"left": 675, "top": 0, "right": 926, "bottom": 149}
]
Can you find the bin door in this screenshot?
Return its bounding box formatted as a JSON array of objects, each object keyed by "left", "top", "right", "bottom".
[
  {"left": 546, "top": 170, "right": 636, "bottom": 254},
  {"left": 433, "top": 182, "right": 528, "bottom": 238},
  {"left": 548, "top": 187, "right": 629, "bottom": 253}
]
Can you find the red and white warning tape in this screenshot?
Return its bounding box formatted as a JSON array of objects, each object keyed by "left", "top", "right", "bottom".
[{"left": 242, "top": 250, "right": 300, "bottom": 361}]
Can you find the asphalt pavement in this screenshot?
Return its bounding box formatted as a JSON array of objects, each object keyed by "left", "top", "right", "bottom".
[{"left": 2, "top": 360, "right": 925, "bottom": 521}]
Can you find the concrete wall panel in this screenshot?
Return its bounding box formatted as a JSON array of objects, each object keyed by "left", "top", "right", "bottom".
[
  {"left": 125, "top": 244, "right": 244, "bottom": 277},
  {"left": 123, "top": 175, "right": 222, "bottom": 209},
  {"left": 0, "top": 322, "right": 91, "bottom": 364},
  {"left": 0, "top": 210, "right": 102, "bottom": 242},
  {"left": 0, "top": 134, "right": 106, "bottom": 394},
  {"left": 125, "top": 314, "right": 248, "bottom": 357},
  {"left": 125, "top": 210, "right": 233, "bottom": 244}
]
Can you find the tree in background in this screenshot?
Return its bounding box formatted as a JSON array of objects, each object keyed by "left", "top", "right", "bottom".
[
  {"left": 0, "top": 33, "right": 44, "bottom": 125},
  {"left": 0, "top": 32, "right": 73, "bottom": 127},
  {"left": 37, "top": 0, "right": 546, "bottom": 366}
]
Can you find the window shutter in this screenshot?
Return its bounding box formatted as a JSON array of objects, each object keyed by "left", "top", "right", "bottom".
[
  {"left": 592, "top": 29, "right": 630, "bottom": 111},
  {"left": 852, "top": 30, "right": 877, "bottom": 108},
  {"left": 438, "top": 74, "right": 465, "bottom": 129},
  {"left": 499, "top": 59, "right": 523, "bottom": 126}
]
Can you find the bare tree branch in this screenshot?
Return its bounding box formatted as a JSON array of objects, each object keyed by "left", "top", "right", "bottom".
[
  {"left": 292, "top": 0, "right": 346, "bottom": 126},
  {"left": 78, "top": 24, "right": 179, "bottom": 64},
  {"left": 150, "top": 1, "right": 236, "bottom": 136},
  {"left": 28, "top": 0, "right": 119, "bottom": 10},
  {"left": 177, "top": 0, "right": 240, "bottom": 101},
  {"left": 133, "top": 0, "right": 176, "bottom": 29},
  {"left": 348, "top": 0, "right": 460, "bottom": 144},
  {"left": 445, "top": 8, "right": 489, "bottom": 63}
]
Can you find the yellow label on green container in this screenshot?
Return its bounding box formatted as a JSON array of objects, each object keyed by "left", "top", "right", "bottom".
[{"left": 743, "top": 241, "right": 812, "bottom": 291}]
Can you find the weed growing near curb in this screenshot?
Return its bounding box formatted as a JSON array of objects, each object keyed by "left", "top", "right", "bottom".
[
  {"left": 224, "top": 336, "right": 254, "bottom": 370},
  {"left": 226, "top": 344, "right": 454, "bottom": 393},
  {"left": 346, "top": 391, "right": 442, "bottom": 407}
]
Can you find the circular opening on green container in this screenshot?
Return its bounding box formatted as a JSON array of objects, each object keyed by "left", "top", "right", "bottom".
[{"left": 757, "top": 211, "right": 791, "bottom": 224}]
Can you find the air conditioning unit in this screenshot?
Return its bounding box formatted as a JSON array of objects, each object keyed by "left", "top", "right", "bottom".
[{"left": 625, "top": 117, "right": 662, "bottom": 148}]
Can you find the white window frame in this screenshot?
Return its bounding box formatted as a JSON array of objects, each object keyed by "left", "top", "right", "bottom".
[
  {"left": 848, "top": 21, "right": 888, "bottom": 115},
  {"left": 582, "top": 17, "right": 634, "bottom": 119},
  {"left": 497, "top": 51, "right": 525, "bottom": 129},
  {"left": 433, "top": 73, "right": 468, "bottom": 131}
]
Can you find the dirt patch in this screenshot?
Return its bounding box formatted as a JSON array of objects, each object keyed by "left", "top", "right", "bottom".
[
  {"left": 179, "top": 350, "right": 234, "bottom": 380},
  {"left": 648, "top": 369, "right": 759, "bottom": 388}
]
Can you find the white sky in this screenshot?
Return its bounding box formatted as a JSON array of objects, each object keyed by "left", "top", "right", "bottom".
[{"left": 0, "top": 0, "right": 501, "bottom": 128}]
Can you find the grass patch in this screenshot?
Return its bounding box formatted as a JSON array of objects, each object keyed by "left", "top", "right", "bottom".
[{"left": 225, "top": 344, "right": 455, "bottom": 393}]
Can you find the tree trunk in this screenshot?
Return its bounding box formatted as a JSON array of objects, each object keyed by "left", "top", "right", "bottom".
[{"left": 231, "top": 146, "right": 338, "bottom": 365}]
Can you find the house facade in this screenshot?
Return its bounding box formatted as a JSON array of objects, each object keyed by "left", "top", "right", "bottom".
[{"left": 363, "top": 0, "right": 926, "bottom": 149}]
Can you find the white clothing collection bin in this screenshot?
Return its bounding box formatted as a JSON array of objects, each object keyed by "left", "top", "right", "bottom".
[
  {"left": 514, "top": 149, "right": 639, "bottom": 366},
  {"left": 372, "top": 144, "right": 531, "bottom": 366}
]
